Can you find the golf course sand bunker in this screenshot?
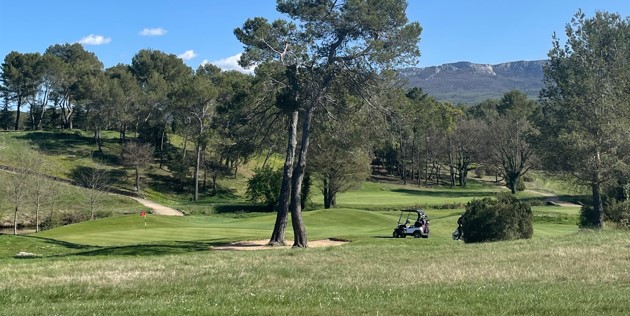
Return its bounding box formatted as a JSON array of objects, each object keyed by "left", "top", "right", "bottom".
[{"left": 212, "top": 238, "right": 348, "bottom": 251}]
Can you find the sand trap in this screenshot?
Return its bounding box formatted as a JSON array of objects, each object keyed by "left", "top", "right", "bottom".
[{"left": 211, "top": 238, "right": 349, "bottom": 251}]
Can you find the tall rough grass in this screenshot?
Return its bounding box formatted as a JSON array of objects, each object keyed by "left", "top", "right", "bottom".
[{"left": 1, "top": 230, "right": 628, "bottom": 315}]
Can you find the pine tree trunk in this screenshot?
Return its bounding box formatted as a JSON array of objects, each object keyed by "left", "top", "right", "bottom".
[
  {"left": 323, "top": 178, "right": 331, "bottom": 209},
  {"left": 14, "top": 96, "right": 22, "bottom": 131},
  {"left": 194, "top": 144, "right": 201, "bottom": 201},
  {"left": 290, "top": 107, "right": 315, "bottom": 248},
  {"left": 268, "top": 110, "right": 299, "bottom": 246},
  {"left": 593, "top": 181, "right": 603, "bottom": 228},
  {"left": 159, "top": 128, "right": 166, "bottom": 168}
]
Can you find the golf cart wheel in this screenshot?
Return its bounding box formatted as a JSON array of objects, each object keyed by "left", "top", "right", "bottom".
[
  {"left": 413, "top": 231, "right": 422, "bottom": 238},
  {"left": 392, "top": 231, "right": 398, "bottom": 238}
]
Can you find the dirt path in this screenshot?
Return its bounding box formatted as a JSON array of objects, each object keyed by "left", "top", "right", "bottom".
[{"left": 128, "top": 197, "right": 184, "bottom": 216}]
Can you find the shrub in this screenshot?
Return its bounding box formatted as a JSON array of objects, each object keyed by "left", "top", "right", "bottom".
[
  {"left": 604, "top": 200, "right": 630, "bottom": 228},
  {"left": 40, "top": 210, "right": 92, "bottom": 230},
  {"left": 579, "top": 205, "right": 599, "bottom": 228},
  {"left": 528, "top": 199, "right": 546, "bottom": 207},
  {"left": 246, "top": 167, "right": 283, "bottom": 209},
  {"left": 462, "top": 193, "right": 533, "bottom": 243}
]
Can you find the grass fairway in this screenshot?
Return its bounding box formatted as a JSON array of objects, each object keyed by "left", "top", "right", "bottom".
[
  {"left": 2, "top": 207, "right": 629, "bottom": 315},
  {"left": 320, "top": 181, "right": 499, "bottom": 207}
]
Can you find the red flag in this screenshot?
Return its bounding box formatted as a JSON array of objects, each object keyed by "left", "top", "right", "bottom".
[{"left": 140, "top": 211, "right": 146, "bottom": 217}]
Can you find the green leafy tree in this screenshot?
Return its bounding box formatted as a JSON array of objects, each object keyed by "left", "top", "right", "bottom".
[
  {"left": 0, "top": 99, "right": 13, "bottom": 130},
  {"left": 78, "top": 72, "right": 112, "bottom": 153},
  {"left": 26, "top": 54, "right": 59, "bottom": 130},
  {"left": 176, "top": 73, "right": 218, "bottom": 201},
  {"left": 130, "top": 49, "right": 192, "bottom": 166},
  {"left": 537, "top": 11, "right": 630, "bottom": 227},
  {"left": 236, "top": 0, "right": 421, "bottom": 247},
  {"left": 43, "top": 43, "right": 103, "bottom": 129},
  {"left": 246, "top": 167, "right": 283, "bottom": 209},
  {"left": 105, "top": 64, "right": 141, "bottom": 142},
  {"left": 202, "top": 156, "right": 232, "bottom": 196},
  {"left": 0, "top": 51, "right": 41, "bottom": 130}
]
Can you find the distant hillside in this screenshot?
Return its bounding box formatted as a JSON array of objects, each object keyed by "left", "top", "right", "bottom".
[{"left": 398, "top": 60, "right": 546, "bottom": 105}]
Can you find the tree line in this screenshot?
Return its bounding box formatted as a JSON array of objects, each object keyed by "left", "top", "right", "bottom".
[{"left": 1, "top": 2, "right": 629, "bottom": 244}]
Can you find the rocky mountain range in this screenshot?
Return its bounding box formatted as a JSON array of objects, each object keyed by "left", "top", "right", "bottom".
[{"left": 398, "top": 60, "right": 547, "bottom": 105}]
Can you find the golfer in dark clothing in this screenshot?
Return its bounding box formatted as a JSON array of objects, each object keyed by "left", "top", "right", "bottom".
[{"left": 456, "top": 215, "right": 463, "bottom": 240}]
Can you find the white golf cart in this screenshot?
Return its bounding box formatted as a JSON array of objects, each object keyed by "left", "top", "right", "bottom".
[{"left": 393, "top": 209, "right": 430, "bottom": 238}]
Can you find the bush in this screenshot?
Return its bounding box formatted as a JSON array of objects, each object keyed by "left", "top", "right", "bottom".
[
  {"left": 604, "top": 200, "right": 630, "bottom": 228},
  {"left": 579, "top": 205, "right": 599, "bottom": 228},
  {"left": 462, "top": 193, "right": 533, "bottom": 243},
  {"left": 527, "top": 199, "right": 546, "bottom": 207},
  {"left": 40, "top": 210, "right": 92, "bottom": 230},
  {"left": 246, "top": 167, "right": 283, "bottom": 209}
]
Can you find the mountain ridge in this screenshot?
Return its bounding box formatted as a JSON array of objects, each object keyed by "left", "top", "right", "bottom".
[{"left": 398, "top": 60, "right": 547, "bottom": 105}]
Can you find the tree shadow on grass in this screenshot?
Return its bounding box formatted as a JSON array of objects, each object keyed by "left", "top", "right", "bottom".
[
  {"left": 16, "top": 130, "right": 88, "bottom": 154},
  {"left": 68, "top": 166, "right": 135, "bottom": 196},
  {"left": 24, "top": 235, "right": 93, "bottom": 249},
  {"left": 15, "top": 131, "right": 125, "bottom": 170},
  {"left": 391, "top": 188, "right": 495, "bottom": 198},
  {"left": 88, "top": 149, "right": 121, "bottom": 166},
  {"left": 146, "top": 172, "right": 186, "bottom": 194},
  {"left": 22, "top": 235, "right": 234, "bottom": 257},
  {"left": 67, "top": 241, "right": 217, "bottom": 256},
  {"left": 213, "top": 204, "right": 271, "bottom": 214}
]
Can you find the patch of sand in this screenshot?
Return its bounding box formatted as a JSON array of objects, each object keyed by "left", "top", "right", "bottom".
[
  {"left": 211, "top": 238, "right": 349, "bottom": 251},
  {"left": 128, "top": 197, "right": 184, "bottom": 216}
]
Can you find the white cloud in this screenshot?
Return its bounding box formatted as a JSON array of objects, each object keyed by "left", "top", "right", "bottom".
[
  {"left": 202, "top": 53, "right": 255, "bottom": 74},
  {"left": 78, "top": 34, "right": 112, "bottom": 45},
  {"left": 139, "top": 27, "right": 167, "bottom": 36},
  {"left": 178, "top": 50, "right": 198, "bottom": 60}
]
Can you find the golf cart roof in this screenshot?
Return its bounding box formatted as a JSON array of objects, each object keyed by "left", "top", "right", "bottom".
[{"left": 400, "top": 209, "right": 425, "bottom": 215}]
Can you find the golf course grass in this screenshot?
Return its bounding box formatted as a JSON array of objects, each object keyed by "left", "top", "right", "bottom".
[
  {"left": 1, "top": 131, "right": 629, "bottom": 315},
  {"left": 2, "top": 204, "right": 629, "bottom": 315}
]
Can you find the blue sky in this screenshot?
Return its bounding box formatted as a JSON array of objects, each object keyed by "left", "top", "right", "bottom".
[{"left": 1, "top": 0, "right": 628, "bottom": 72}]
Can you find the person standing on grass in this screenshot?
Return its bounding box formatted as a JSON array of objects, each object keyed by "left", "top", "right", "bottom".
[{"left": 455, "top": 215, "right": 464, "bottom": 240}]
